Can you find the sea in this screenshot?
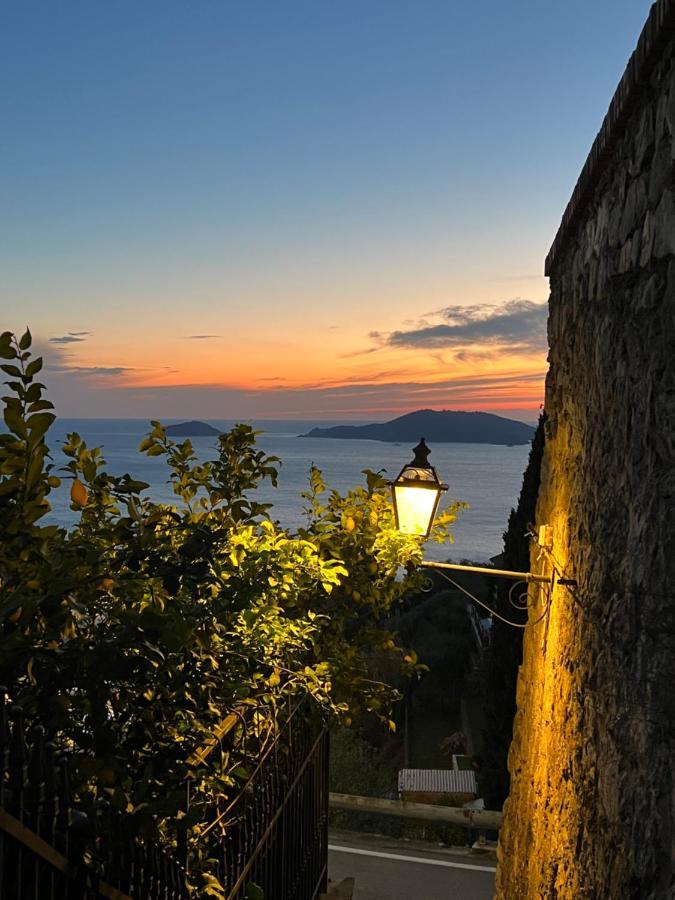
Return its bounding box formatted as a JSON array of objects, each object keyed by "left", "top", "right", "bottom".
[{"left": 43, "top": 419, "right": 531, "bottom": 564}]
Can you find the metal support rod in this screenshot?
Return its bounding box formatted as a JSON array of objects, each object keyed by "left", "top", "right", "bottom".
[{"left": 420, "top": 560, "right": 551, "bottom": 585}]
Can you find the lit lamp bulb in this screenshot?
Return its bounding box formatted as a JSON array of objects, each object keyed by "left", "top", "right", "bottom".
[{"left": 390, "top": 439, "right": 448, "bottom": 537}]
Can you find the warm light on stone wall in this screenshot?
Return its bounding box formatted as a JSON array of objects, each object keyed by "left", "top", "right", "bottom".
[{"left": 496, "top": 2, "right": 675, "bottom": 896}]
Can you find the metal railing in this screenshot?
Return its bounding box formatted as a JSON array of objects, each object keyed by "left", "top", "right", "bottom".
[
  {"left": 0, "top": 689, "right": 190, "bottom": 900},
  {"left": 199, "top": 699, "right": 330, "bottom": 900},
  {"left": 1, "top": 687, "right": 329, "bottom": 900}
]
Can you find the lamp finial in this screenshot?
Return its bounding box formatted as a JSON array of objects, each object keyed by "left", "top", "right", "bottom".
[{"left": 412, "top": 438, "right": 431, "bottom": 469}]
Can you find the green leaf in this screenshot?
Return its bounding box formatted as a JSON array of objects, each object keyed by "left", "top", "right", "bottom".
[
  {"left": 4, "top": 405, "right": 26, "bottom": 438},
  {"left": 26, "top": 452, "right": 45, "bottom": 489},
  {"left": 0, "top": 333, "right": 17, "bottom": 359},
  {"left": 27, "top": 399, "right": 54, "bottom": 413},
  {"left": 363, "top": 467, "right": 388, "bottom": 492},
  {"left": 18, "top": 328, "right": 32, "bottom": 350},
  {"left": 25, "top": 357, "right": 42, "bottom": 377},
  {"left": 27, "top": 412, "right": 56, "bottom": 439}
]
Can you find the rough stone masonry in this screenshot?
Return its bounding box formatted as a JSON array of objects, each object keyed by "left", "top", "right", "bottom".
[{"left": 497, "top": 2, "right": 675, "bottom": 898}]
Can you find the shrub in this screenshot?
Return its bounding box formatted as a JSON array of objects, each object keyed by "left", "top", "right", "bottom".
[{"left": 0, "top": 329, "right": 463, "bottom": 886}]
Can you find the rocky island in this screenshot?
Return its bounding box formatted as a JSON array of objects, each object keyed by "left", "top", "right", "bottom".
[
  {"left": 301, "top": 409, "right": 535, "bottom": 446},
  {"left": 164, "top": 420, "right": 221, "bottom": 437}
]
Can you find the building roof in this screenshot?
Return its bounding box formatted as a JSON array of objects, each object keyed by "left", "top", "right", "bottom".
[{"left": 398, "top": 768, "right": 477, "bottom": 796}]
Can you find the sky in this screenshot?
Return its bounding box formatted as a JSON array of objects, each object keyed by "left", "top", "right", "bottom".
[{"left": 1, "top": 0, "right": 654, "bottom": 421}]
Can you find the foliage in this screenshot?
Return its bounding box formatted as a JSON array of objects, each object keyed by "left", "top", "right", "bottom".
[
  {"left": 397, "top": 589, "right": 476, "bottom": 691},
  {"left": 328, "top": 728, "right": 468, "bottom": 847},
  {"left": 0, "top": 330, "right": 464, "bottom": 884},
  {"left": 329, "top": 727, "right": 398, "bottom": 799}
]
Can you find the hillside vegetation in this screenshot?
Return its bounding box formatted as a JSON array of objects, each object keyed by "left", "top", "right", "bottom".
[{"left": 303, "top": 409, "right": 535, "bottom": 445}]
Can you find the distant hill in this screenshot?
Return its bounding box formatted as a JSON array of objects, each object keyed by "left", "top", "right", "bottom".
[
  {"left": 164, "top": 420, "right": 220, "bottom": 437},
  {"left": 301, "top": 409, "right": 535, "bottom": 446}
]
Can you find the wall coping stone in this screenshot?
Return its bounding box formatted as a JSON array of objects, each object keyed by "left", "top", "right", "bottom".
[{"left": 545, "top": 0, "right": 675, "bottom": 276}]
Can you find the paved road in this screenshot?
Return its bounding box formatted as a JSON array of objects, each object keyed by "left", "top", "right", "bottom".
[{"left": 328, "top": 832, "right": 496, "bottom": 900}]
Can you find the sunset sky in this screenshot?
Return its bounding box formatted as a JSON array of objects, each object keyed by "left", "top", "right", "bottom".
[{"left": 1, "top": 0, "right": 652, "bottom": 421}]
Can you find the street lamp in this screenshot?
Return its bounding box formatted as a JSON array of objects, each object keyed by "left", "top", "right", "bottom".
[
  {"left": 389, "top": 439, "right": 568, "bottom": 627},
  {"left": 390, "top": 439, "right": 447, "bottom": 538}
]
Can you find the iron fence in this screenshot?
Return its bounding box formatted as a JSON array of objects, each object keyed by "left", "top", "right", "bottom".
[
  {"left": 0, "top": 687, "right": 329, "bottom": 900},
  {"left": 0, "top": 689, "right": 190, "bottom": 900},
  {"left": 199, "top": 699, "right": 329, "bottom": 900}
]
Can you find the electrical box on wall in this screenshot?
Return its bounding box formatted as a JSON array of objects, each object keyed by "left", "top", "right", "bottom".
[{"left": 538, "top": 525, "right": 553, "bottom": 550}]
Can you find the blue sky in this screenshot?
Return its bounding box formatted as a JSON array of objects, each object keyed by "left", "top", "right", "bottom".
[{"left": 0, "top": 0, "right": 654, "bottom": 419}]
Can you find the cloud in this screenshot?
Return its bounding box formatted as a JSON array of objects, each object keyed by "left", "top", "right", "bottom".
[
  {"left": 49, "top": 334, "right": 88, "bottom": 344},
  {"left": 43, "top": 356, "right": 135, "bottom": 377},
  {"left": 30, "top": 334, "right": 545, "bottom": 420},
  {"left": 386, "top": 299, "right": 548, "bottom": 354},
  {"left": 38, "top": 338, "right": 134, "bottom": 379},
  {"left": 57, "top": 365, "right": 134, "bottom": 377},
  {"left": 454, "top": 349, "right": 506, "bottom": 363},
  {"left": 184, "top": 334, "right": 223, "bottom": 340},
  {"left": 129, "top": 370, "right": 540, "bottom": 420}
]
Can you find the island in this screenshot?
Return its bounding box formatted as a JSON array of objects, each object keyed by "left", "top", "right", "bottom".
[
  {"left": 300, "top": 409, "right": 535, "bottom": 446},
  {"left": 164, "top": 420, "right": 221, "bottom": 437}
]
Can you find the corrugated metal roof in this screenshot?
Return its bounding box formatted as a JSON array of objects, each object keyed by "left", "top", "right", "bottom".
[{"left": 398, "top": 768, "right": 477, "bottom": 796}]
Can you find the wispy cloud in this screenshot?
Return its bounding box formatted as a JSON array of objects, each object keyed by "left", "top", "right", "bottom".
[
  {"left": 386, "top": 299, "right": 548, "bottom": 354},
  {"left": 49, "top": 332, "right": 90, "bottom": 344},
  {"left": 184, "top": 334, "right": 223, "bottom": 340},
  {"left": 39, "top": 337, "right": 135, "bottom": 380},
  {"left": 43, "top": 356, "right": 135, "bottom": 377},
  {"left": 58, "top": 365, "right": 134, "bottom": 377},
  {"left": 33, "top": 330, "right": 545, "bottom": 420},
  {"left": 78, "top": 369, "right": 544, "bottom": 420}
]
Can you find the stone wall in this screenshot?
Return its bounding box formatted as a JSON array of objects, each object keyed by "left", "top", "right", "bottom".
[
  {"left": 482, "top": 416, "right": 544, "bottom": 810},
  {"left": 497, "top": 2, "right": 675, "bottom": 897}
]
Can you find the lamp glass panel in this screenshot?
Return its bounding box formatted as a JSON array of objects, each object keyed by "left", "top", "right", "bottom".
[{"left": 393, "top": 483, "right": 439, "bottom": 536}]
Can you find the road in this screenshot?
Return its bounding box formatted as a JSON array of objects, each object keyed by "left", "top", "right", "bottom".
[{"left": 328, "top": 832, "right": 496, "bottom": 900}]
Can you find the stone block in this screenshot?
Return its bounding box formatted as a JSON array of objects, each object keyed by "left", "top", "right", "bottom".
[
  {"left": 666, "top": 67, "right": 675, "bottom": 151},
  {"left": 648, "top": 139, "right": 674, "bottom": 204},
  {"left": 607, "top": 201, "right": 623, "bottom": 247},
  {"left": 655, "top": 92, "right": 670, "bottom": 142},
  {"left": 639, "top": 210, "right": 654, "bottom": 266},
  {"left": 652, "top": 188, "right": 675, "bottom": 257},
  {"left": 635, "top": 273, "right": 662, "bottom": 311},
  {"left": 592, "top": 200, "right": 610, "bottom": 256},
  {"left": 588, "top": 260, "right": 598, "bottom": 300},
  {"left": 666, "top": 258, "right": 675, "bottom": 300},
  {"left": 618, "top": 177, "right": 647, "bottom": 243},
  {"left": 618, "top": 235, "right": 633, "bottom": 273},
  {"left": 631, "top": 230, "right": 643, "bottom": 269},
  {"left": 633, "top": 107, "right": 655, "bottom": 173}
]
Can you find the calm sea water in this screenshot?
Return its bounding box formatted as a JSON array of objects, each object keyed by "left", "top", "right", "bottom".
[{"left": 43, "top": 419, "right": 531, "bottom": 564}]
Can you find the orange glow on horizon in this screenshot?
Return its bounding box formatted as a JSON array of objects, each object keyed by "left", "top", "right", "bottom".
[{"left": 38, "top": 297, "right": 548, "bottom": 418}]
